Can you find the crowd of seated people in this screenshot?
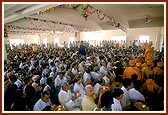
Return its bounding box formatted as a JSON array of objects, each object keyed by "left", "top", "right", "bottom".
[{"left": 4, "top": 40, "right": 164, "bottom": 111}]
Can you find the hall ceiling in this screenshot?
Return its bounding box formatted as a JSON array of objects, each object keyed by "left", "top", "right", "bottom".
[{"left": 3, "top": 3, "right": 164, "bottom": 34}]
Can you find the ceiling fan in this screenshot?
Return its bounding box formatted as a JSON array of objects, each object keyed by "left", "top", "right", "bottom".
[{"left": 145, "top": 16, "right": 152, "bottom": 24}]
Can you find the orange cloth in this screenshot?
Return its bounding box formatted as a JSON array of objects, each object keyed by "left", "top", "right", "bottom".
[
  {"left": 141, "top": 63, "right": 147, "bottom": 68},
  {"left": 134, "top": 67, "right": 142, "bottom": 80},
  {"left": 142, "top": 67, "right": 153, "bottom": 80},
  {"left": 146, "top": 60, "right": 154, "bottom": 66},
  {"left": 142, "top": 79, "right": 159, "bottom": 93},
  {"left": 157, "top": 62, "right": 164, "bottom": 67},
  {"left": 153, "top": 67, "right": 164, "bottom": 76},
  {"left": 123, "top": 67, "right": 141, "bottom": 80}
]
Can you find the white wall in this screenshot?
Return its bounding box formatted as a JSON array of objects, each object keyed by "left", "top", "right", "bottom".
[{"left": 6, "top": 34, "right": 40, "bottom": 45}]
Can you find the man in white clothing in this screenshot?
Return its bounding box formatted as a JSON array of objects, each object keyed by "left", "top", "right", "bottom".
[
  {"left": 73, "top": 75, "right": 86, "bottom": 103},
  {"left": 129, "top": 88, "right": 145, "bottom": 102},
  {"left": 58, "top": 82, "right": 81, "bottom": 111},
  {"left": 112, "top": 98, "right": 122, "bottom": 111},
  {"left": 127, "top": 79, "right": 145, "bottom": 102},
  {"left": 14, "top": 73, "right": 24, "bottom": 89},
  {"left": 120, "top": 78, "right": 130, "bottom": 109},
  {"left": 33, "top": 91, "right": 56, "bottom": 111},
  {"left": 112, "top": 88, "right": 124, "bottom": 111},
  {"left": 90, "top": 66, "right": 102, "bottom": 80},
  {"left": 81, "top": 85, "right": 98, "bottom": 111},
  {"left": 83, "top": 68, "right": 92, "bottom": 86},
  {"left": 99, "top": 60, "right": 107, "bottom": 76},
  {"left": 54, "top": 71, "right": 67, "bottom": 89},
  {"left": 71, "top": 63, "right": 78, "bottom": 75}
]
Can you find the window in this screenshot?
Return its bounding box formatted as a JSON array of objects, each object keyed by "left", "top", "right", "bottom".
[{"left": 139, "top": 35, "right": 149, "bottom": 43}]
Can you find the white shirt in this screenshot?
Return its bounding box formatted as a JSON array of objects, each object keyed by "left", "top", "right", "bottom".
[
  {"left": 90, "top": 71, "right": 101, "bottom": 80},
  {"left": 19, "top": 62, "right": 23, "bottom": 69},
  {"left": 99, "top": 66, "right": 107, "bottom": 76},
  {"left": 111, "top": 98, "right": 122, "bottom": 111},
  {"left": 94, "top": 83, "right": 102, "bottom": 94},
  {"left": 120, "top": 86, "right": 130, "bottom": 108},
  {"left": 14, "top": 79, "right": 23, "bottom": 88},
  {"left": 40, "top": 77, "right": 47, "bottom": 86},
  {"left": 107, "top": 62, "right": 112, "bottom": 69},
  {"left": 83, "top": 72, "right": 91, "bottom": 85},
  {"left": 103, "top": 76, "right": 110, "bottom": 86},
  {"left": 129, "top": 88, "right": 145, "bottom": 102},
  {"left": 33, "top": 99, "right": 52, "bottom": 111},
  {"left": 73, "top": 82, "right": 86, "bottom": 103},
  {"left": 82, "top": 95, "right": 97, "bottom": 111},
  {"left": 58, "top": 90, "right": 81, "bottom": 111},
  {"left": 42, "top": 69, "right": 50, "bottom": 77},
  {"left": 73, "top": 83, "right": 85, "bottom": 96},
  {"left": 54, "top": 75, "right": 67, "bottom": 88},
  {"left": 72, "top": 68, "right": 78, "bottom": 75},
  {"left": 78, "top": 63, "right": 84, "bottom": 72}
]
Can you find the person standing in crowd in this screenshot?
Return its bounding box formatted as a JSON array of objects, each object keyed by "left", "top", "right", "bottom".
[
  {"left": 144, "top": 41, "right": 154, "bottom": 61},
  {"left": 79, "top": 41, "right": 86, "bottom": 56}
]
